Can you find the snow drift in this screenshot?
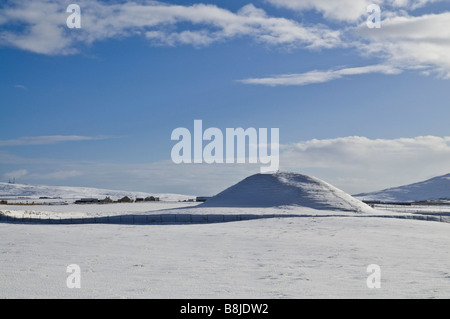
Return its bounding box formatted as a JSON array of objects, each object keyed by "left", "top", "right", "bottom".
[
  {"left": 354, "top": 173, "right": 450, "bottom": 203},
  {"left": 202, "top": 172, "right": 372, "bottom": 212}
]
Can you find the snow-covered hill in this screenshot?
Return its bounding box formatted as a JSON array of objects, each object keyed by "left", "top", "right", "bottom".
[
  {"left": 354, "top": 173, "right": 450, "bottom": 203},
  {"left": 202, "top": 172, "right": 372, "bottom": 212},
  {"left": 0, "top": 182, "right": 192, "bottom": 202}
]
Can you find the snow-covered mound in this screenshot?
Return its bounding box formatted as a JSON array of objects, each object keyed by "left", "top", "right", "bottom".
[
  {"left": 354, "top": 173, "right": 450, "bottom": 203},
  {"left": 0, "top": 182, "right": 192, "bottom": 202},
  {"left": 202, "top": 172, "right": 372, "bottom": 212}
]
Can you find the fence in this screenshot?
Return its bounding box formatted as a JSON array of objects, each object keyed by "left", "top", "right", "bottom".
[
  {"left": 0, "top": 212, "right": 449, "bottom": 225},
  {"left": 0, "top": 213, "right": 299, "bottom": 225}
]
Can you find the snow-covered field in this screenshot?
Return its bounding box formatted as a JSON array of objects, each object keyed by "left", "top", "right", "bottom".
[
  {"left": 1, "top": 173, "right": 449, "bottom": 299},
  {"left": 0, "top": 201, "right": 200, "bottom": 219},
  {"left": 1, "top": 214, "right": 449, "bottom": 299}
]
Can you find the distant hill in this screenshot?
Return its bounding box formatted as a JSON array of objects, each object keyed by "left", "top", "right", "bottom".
[
  {"left": 354, "top": 173, "right": 450, "bottom": 203},
  {"left": 0, "top": 182, "right": 192, "bottom": 202},
  {"left": 202, "top": 172, "right": 372, "bottom": 212}
]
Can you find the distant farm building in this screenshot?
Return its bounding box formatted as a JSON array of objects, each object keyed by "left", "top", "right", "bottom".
[
  {"left": 144, "top": 196, "right": 159, "bottom": 202},
  {"left": 196, "top": 196, "right": 211, "bottom": 202},
  {"left": 135, "top": 198, "right": 144, "bottom": 202},
  {"left": 75, "top": 198, "right": 99, "bottom": 204},
  {"left": 118, "top": 196, "right": 133, "bottom": 203},
  {"left": 99, "top": 196, "right": 114, "bottom": 204}
]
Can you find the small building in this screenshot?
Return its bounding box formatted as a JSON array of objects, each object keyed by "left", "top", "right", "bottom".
[
  {"left": 196, "top": 196, "right": 211, "bottom": 202},
  {"left": 144, "top": 196, "right": 159, "bottom": 202},
  {"left": 0, "top": 200, "right": 7, "bottom": 205},
  {"left": 135, "top": 198, "right": 144, "bottom": 202},
  {"left": 75, "top": 198, "right": 99, "bottom": 204},
  {"left": 99, "top": 196, "right": 113, "bottom": 204},
  {"left": 118, "top": 196, "right": 133, "bottom": 203}
]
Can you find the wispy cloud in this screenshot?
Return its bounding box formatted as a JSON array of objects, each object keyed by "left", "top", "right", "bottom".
[
  {"left": 0, "top": 1, "right": 341, "bottom": 55},
  {"left": 240, "top": 5, "right": 450, "bottom": 85},
  {"left": 0, "top": 169, "right": 29, "bottom": 180},
  {"left": 0, "top": 168, "right": 83, "bottom": 182},
  {"left": 28, "top": 170, "right": 83, "bottom": 180},
  {"left": 354, "top": 11, "right": 450, "bottom": 78},
  {"left": 14, "top": 84, "right": 27, "bottom": 90},
  {"left": 1, "top": 1, "right": 449, "bottom": 87},
  {"left": 239, "top": 64, "right": 402, "bottom": 86},
  {"left": 0, "top": 135, "right": 110, "bottom": 147},
  {"left": 265, "top": 0, "right": 373, "bottom": 22},
  {"left": 265, "top": 0, "right": 447, "bottom": 22}
]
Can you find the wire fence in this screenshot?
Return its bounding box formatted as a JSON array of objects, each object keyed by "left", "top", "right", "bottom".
[
  {"left": 0, "top": 213, "right": 292, "bottom": 225},
  {"left": 0, "top": 212, "right": 449, "bottom": 225}
]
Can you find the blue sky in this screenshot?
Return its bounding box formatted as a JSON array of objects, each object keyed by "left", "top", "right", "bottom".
[{"left": 1, "top": 0, "right": 450, "bottom": 195}]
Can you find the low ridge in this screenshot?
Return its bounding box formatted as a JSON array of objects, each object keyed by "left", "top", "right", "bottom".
[{"left": 354, "top": 173, "right": 450, "bottom": 203}]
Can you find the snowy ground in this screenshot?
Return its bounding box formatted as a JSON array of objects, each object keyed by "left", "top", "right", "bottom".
[
  {"left": 0, "top": 202, "right": 200, "bottom": 219},
  {"left": 0, "top": 205, "right": 449, "bottom": 298}
]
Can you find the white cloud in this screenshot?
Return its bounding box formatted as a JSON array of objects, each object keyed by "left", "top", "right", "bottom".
[
  {"left": 0, "top": 168, "right": 82, "bottom": 182},
  {"left": 0, "top": 0, "right": 75, "bottom": 55},
  {"left": 241, "top": 6, "right": 450, "bottom": 85},
  {"left": 265, "top": 0, "right": 447, "bottom": 21},
  {"left": 266, "top": 0, "right": 373, "bottom": 22},
  {"left": 28, "top": 170, "right": 83, "bottom": 180},
  {"left": 0, "top": 135, "right": 109, "bottom": 147},
  {"left": 355, "top": 11, "right": 450, "bottom": 78},
  {"left": 1, "top": 169, "right": 29, "bottom": 180},
  {"left": 280, "top": 136, "right": 450, "bottom": 194},
  {"left": 0, "top": 1, "right": 342, "bottom": 54},
  {"left": 1, "top": 1, "right": 449, "bottom": 89},
  {"left": 239, "top": 64, "right": 402, "bottom": 86}
]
